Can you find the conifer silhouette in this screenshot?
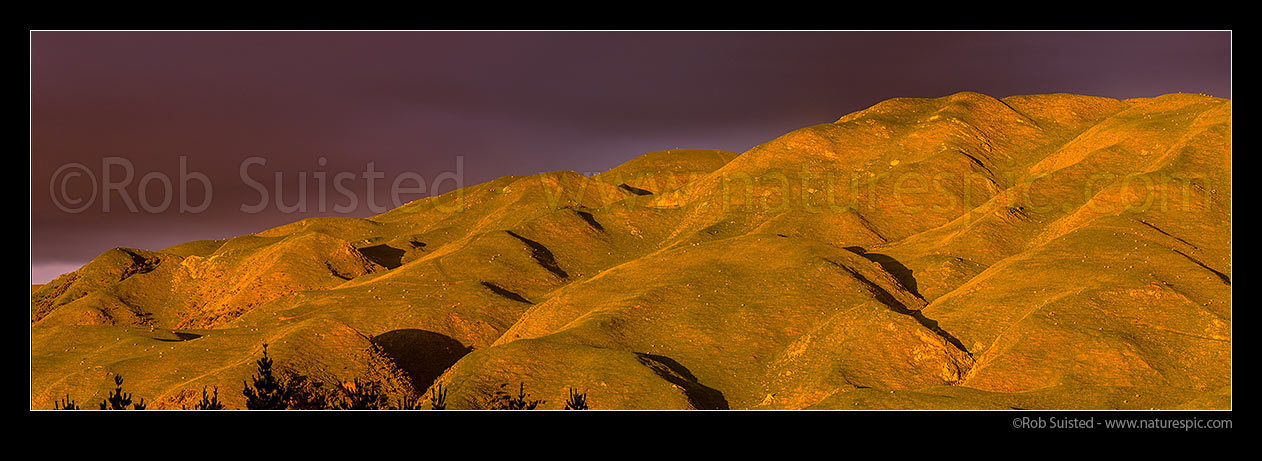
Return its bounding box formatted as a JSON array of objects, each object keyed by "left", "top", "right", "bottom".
[
  {"left": 487, "top": 382, "right": 542, "bottom": 410},
  {"left": 99, "top": 374, "right": 145, "bottom": 410},
  {"left": 195, "top": 386, "right": 224, "bottom": 410},
  {"left": 242, "top": 344, "right": 290, "bottom": 409}
]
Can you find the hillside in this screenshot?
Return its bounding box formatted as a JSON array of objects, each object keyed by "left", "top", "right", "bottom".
[{"left": 31, "top": 92, "right": 1231, "bottom": 410}]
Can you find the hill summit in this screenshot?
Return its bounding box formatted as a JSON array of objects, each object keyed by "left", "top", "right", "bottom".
[{"left": 32, "top": 92, "right": 1231, "bottom": 409}]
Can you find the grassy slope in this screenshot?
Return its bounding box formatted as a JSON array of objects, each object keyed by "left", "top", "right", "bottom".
[{"left": 31, "top": 92, "right": 1230, "bottom": 409}]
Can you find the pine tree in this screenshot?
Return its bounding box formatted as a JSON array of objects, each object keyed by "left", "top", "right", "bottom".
[
  {"left": 487, "top": 382, "right": 542, "bottom": 410},
  {"left": 194, "top": 386, "right": 224, "bottom": 410},
  {"left": 242, "top": 344, "right": 289, "bottom": 410},
  {"left": 99, "top": 374, "right": 145, "bottom": 410}
]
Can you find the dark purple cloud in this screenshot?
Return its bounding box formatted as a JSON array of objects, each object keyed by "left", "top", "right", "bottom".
[{"left": 30, "top": 31, "right": 1231, "bottom": 283}]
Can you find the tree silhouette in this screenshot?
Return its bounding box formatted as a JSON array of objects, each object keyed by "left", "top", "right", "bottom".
[
  {"left": 99, "top": 374, "right": 145, "bottom": 410},
  {"left": 194, "top": 386, "right": 224, "bottom": 410},
  {"left": 284, "top": 373, "right": 333, "bottom": 410},
  {"left": 336, "top": 377, "right": 388, "bottom": 410},
  {"left": 487, "top": 382, "right": 542, "bottom": 410},
  {"left": 393, "top": 393, "right": 423, "bottom": 410},
  {"left": 429, "top": 383, "right": 447, "bottom": 410},
  {"left": 243, "top": 344, "right": 290, "bottom": 410},
  {"left": 564, "top": 387, "right": 588, "bottom": 410},
  {"left": 54, "top": 394, "right": 79, "bottom": 410}
]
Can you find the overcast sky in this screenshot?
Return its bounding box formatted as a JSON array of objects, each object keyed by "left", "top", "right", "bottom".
[{"left": 30, "top": 30, "right": 1231, "bottom": 283}]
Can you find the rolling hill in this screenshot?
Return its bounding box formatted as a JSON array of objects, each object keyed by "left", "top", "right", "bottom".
[{"left": 31, "top": 92, "right": 1231, "bottom": 410}]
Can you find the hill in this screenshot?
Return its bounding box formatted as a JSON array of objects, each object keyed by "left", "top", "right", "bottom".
[{"left": 31, "top": 92, "right": 1230, "bottom": 409}]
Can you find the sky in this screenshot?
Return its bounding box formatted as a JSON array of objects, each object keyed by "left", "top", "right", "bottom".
[{"left": 29, "top": 30, "right": 1231, "bottom": 284}]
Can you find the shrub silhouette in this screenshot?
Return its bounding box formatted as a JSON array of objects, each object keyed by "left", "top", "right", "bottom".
[
  {"left": 337, "top": 377, "right": 389, "bottom": 410},
  {"left": 99, "top": 374, "right": 145, "bottom": 410},
  {"left": 429, "top": 383, "right": 447, "bottom": 410},
  {"left": 194, "top": 386, "right": 224, "bottom": 410},
  {"left": 238, "top": 343, "right": 409, "bottom": 410},
  {"left": 54, "top": 394, "right": 79, "bottom": 410},
  {"left": 283, "top": 373, "right": 335, "bottom": 410},
  {"left": 394, "top": 393, "right": 423, "bottom": 410},
  {"left": 564, "top": 388, "right": 588, "bottom": 410},
  {"left": 487, "top": 382, "right": 543, "bottom": 410},
  {"left": 242, "top": 344, "right": 290, "bottom": 409},
  {"left": 385, "top": 383, "right": 449, "bottom": 410},
  {"left": 390, "top": 384, "right": 449, "bottom": 410},
  {"left": 234, "top": 342, "right": 473, "bottom": 411}
]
